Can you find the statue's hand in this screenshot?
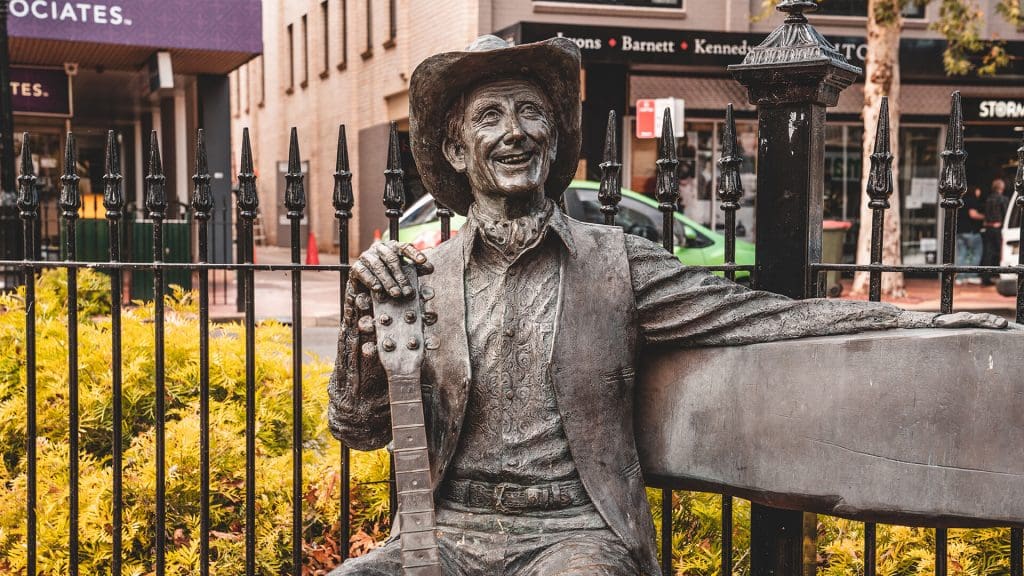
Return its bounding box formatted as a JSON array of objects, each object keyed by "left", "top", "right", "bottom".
[
  {"left": 896, "top": 310, "right": 1010, "bottom": 330},
  {"left": 345, "top": 241, "right": 432, "bottom": 360},
  {"left": 932, "top": 311, "right": 1009, "bottom": 330},
  {"left": 350, "top": 240, "right": 433, "bottom": 299}
]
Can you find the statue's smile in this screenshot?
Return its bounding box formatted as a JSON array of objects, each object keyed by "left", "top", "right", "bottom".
[{"left": 494, "top": 149, "right": 535, "bottom": 167}]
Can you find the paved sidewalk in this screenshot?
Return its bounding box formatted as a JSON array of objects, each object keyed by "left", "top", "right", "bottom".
[
  {"left": 210, "top": 245, "right": 345, "bottom": 326},
  {"left": 837, "top": 278, "right": 1018, "bottom": 318},
  {"left": 213, "top": 246, "right": 1020, "bottom": 326}
]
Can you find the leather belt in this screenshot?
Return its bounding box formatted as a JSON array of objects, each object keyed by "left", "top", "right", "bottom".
[{"left": 443, "top": 479, "right": 590, "bottom": 513}]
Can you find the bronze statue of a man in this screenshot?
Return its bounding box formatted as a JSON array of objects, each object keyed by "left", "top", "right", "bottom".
[{"left": 328, "top": 36, "right": 1006, "bottom": 576}]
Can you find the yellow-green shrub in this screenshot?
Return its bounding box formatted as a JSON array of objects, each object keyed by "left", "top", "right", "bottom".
[{"left": 0, "top": 270, "right": 391, "bottom": 575}]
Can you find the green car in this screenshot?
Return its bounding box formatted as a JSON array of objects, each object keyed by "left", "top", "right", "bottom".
[{"left": 397, "top": 180, "right": 754, "bottom": 280}]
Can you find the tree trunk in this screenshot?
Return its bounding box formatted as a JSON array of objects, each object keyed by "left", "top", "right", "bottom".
[{"left": 852, "top": 0, "right": 905, "bottom": 297}]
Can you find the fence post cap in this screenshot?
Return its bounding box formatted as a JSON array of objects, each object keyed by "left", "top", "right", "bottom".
[{"left": 728, "top": 3, "right": 861, "bottom": 108}]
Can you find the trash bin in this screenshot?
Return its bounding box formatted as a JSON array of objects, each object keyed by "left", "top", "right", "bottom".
[{"left": 822, "top": 220, "right": 852, "bottom": 297}]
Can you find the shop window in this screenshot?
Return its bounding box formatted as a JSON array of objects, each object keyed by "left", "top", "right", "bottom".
[
  {"left": 301, "top": 14, "right": 310, "bottom": 88},
  {"left": 321, "top": 1, "right": 330, "bottom": 77},
  {"left": 823, "top": 124, "right": 864, "bottom": 223},
  {"left": 286, "top": 23, "right": 295, "bottom": 94},
  {"left": 338, "top": 0, "right": 349, "bottom": 71},
  {"left": 816, "top": 0, "right": 925, "bottom": 18},
  {"left": 536, "top": 0, "right": 682, "bottom": 7},
  {"left": 384, "top": 0, "right": 396, "bottom": 48},
  {"left": 899, "top": 127, "right": 943, "bottom": 265},
  {"left": 630, "top": 118, "right": 757, "bottom": 240}
]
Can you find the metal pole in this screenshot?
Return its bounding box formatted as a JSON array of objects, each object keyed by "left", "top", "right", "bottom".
[{"left": 729, "top": 3, "right": 861, "bottom": 574}]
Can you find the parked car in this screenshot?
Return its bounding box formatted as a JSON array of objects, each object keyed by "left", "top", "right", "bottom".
[
  {"left": 997, "top": 190, "right": 1020, "bottom": 297},
  {"left": 397, "top": 180, "right": 755, "bottom": 281}
]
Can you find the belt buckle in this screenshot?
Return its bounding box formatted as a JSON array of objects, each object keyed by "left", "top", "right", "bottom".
[
  {"left": 524, "top": 487, "right": 549, "bottom": 510},
  {"left": 494, "top": 483, "right": 514, "bottom": 513}
]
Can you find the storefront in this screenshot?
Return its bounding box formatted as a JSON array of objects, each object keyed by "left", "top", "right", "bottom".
[
  {"left": 497, "top": 21, "right": 1024, "bottom": 263},
  {"left": 7, "top": 0, "right": 262, "bottom": 264}
]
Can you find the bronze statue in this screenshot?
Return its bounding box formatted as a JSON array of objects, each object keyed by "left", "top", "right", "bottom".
[{"left": 328, "top": 36, "right": 1007, "bottom": 576}]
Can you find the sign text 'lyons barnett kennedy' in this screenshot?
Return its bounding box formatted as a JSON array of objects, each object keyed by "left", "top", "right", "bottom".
[
  {"left": 7, "top": 0, "right": 262, "bottom": 54},
  {"left": 508, "top": 23, "right": 1022, "bottom": 78}
]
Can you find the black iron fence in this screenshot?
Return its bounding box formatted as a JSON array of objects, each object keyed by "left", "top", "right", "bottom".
[
  {"left": 0, "top": 94, "right": 1021, "bottom": 575},
  {"left": 2, "top": 17, "right": 1024, "bottom": 576}
]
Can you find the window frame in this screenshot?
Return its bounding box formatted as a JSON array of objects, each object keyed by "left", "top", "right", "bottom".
[
  {"left": 361, "top": 0, "right": 373, "bottom": 60},
  {"left": 338, "top": 0, "right": 349, "bottom": 71},
  {"left": 320, "top": 0, "right": 330, "bottom": 78},
  {"left": 286, "top": 23, "right": 295, "bottom": 95},
  {"left": 383, "top": 0, "right": 396, "bottom": 49},
  {"left": 301, "top": 14, "right": 310, "bottom": 89}
]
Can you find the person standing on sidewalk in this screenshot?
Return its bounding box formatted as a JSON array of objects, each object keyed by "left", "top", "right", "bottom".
[
  {"left": 981, "top": 178, "right": 1010, "bottom": 286},
  {"left": 956, "top": 186, "right": 985, "bottom": 284}
]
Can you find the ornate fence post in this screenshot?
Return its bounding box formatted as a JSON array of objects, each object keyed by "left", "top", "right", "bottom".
[{"left": 729, "top": 2, "right": 861, "bottom": 574}]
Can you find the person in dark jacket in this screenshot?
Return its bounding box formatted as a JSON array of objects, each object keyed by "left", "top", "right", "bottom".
[
  {"left": 327, "top": 36, "right": 1008, "bottom": 576},
  {"left": 981, "top": 178, "right": 1009, "bottom": 285}
]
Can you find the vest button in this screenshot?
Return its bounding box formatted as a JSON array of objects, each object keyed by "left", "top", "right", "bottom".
[{"left": 420, "top": 286, "right": 435, "bottom": 301}]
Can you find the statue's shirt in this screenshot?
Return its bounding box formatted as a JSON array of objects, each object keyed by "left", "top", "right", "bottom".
[{"left": 450, "top": 201, "right": 578, "bottom": 485}]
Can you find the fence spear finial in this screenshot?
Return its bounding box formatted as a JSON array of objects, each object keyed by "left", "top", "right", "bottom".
[
  {"left": 939, "top": 92, "right": 967, "bottom": 209},
  {"left": 237, "top": 128, "right": 259, "bottom": 219},
  {"left": 599, "top": 110, "right": 622, "bottom": 225},
  {"left": 656, "top": 108, "right": 679, "bottom": 208},
  {"left": 103, "top": 130, "right": 124, "bottom": 219},
  {"left": 191, "top": 129, "right": 213, "bottom": 220},
  {"left": 145, "top": 131, "right": 167, "bottom": 220},
  {"left": 655, "top": 108, "right": 680, "bottom": 252},
  {"left": 59, "top": 133, "right": 81, "bottom": 218},
  {"left": 285, "top": 127, "right": 306, "bottom": 219},
  {"left": 867, "top": 97, "right": 894, "bottom": 210},
  {"left": 717, "top": 104, "right": 744, "bottom": 211},
  {"left": 333, "top": 125, "right": 354, "bottom": 220},
  {"left": 17, "top": 132, "right": 38, "bottom": 217},
  {"left": 383, "top": 121, "right": 405, "bottom": 224}
]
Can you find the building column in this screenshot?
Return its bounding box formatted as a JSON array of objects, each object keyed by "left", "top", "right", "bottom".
[{"left": 174, "top": 87, "right": 189, "bottom": 208}]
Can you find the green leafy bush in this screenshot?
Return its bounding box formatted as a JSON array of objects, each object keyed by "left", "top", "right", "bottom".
[{"left": 0, "top": 269, "right": 1012, "bottom": 575}]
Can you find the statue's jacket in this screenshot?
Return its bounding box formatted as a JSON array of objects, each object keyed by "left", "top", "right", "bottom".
[{"left": 328, "top": 210, "right": 923, "bottom": 576}]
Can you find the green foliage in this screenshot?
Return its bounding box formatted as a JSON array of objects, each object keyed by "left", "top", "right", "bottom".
[
  {"left": 0, "top": 269, "right": 391, "bottom": 575},
  {"left": 0, "top": 270, "right": 1014, "bottom": 575}
]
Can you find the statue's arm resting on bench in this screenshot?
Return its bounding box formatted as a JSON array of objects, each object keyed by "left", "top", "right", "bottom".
[{"left": 625, "top": 235, "right": 1009, "bottom": 348}]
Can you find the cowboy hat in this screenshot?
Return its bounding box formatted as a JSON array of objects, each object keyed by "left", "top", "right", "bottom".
[{"left": 409, "top": 35, "right": 582, "bottom": 216}]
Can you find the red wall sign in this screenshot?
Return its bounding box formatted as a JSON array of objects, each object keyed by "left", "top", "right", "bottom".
[{"left": 636, "top": 99, "right": 657, "bottom": 139}]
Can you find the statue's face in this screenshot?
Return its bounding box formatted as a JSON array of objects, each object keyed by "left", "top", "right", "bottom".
[{"left": 444, "top": 79, "right": 556, "bottom": 201}]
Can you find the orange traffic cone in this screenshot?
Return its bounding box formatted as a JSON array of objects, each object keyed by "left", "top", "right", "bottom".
[{"left": 306, "top": 231, "right": 320, "bottom": 265}]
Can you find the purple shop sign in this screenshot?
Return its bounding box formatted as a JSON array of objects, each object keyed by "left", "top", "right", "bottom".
[
  {"left": 11, "top": 67, "right": 72, "bottom": 117},
  {"left": 8, "top": 0, "right": 262, "bottom": 55}
]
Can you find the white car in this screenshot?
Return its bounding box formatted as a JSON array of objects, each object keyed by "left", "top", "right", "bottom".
[{"left": 997, "top": 191, "right": 1020, "bottom": 297}]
